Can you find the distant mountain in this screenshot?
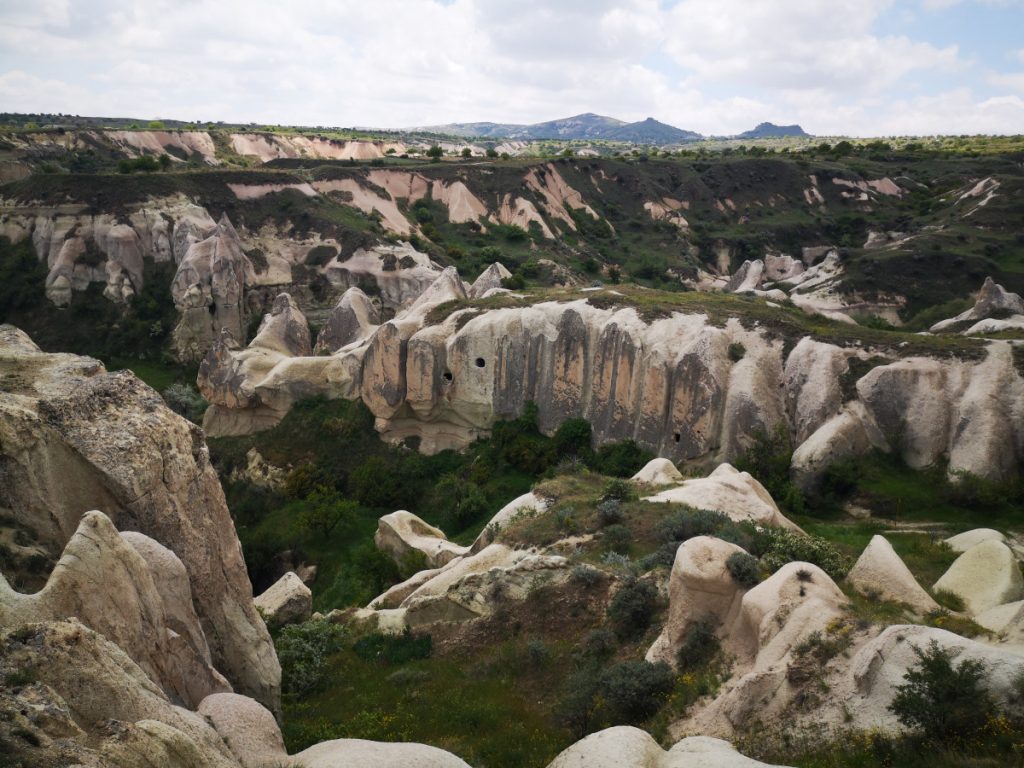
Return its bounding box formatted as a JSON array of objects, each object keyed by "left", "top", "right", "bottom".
[
  {"left": 736, "top": 122, "right": 809, "bottom": 139},
  {"left": 605, "top": 117, "right": 701, "bottom": 144},
  {"left": 419, "top": 113, "right": 701, "bottom": 144}
]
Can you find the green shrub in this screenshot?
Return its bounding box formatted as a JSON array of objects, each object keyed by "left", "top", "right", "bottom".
[
  {"left": 599, "top": 660, "right": 675, "bottom": 723},
  {"left": 728, "top": 342, "right": 746, "bottom": 362},
  {"left": 754, "top": 528, "right": 853, "bottom": 581},
  {"left": 578, "top": 628, "right": 616, "bottom": 661},
  {"left": 596, "top": 498, "right": 623, "bottom": 527},
  {"left": 601, "top": 478, "right": 636, "bottom": 502},
  {"left": 602, "top": 524, "right": 633, "bottom": 554},
  {"left": 589, "top": 440, "right": 653, "bottom": 477},
  {"left": 161, "top": 382, "right": 207, "bottom": 424},
  {"left": 677, "top": 615, "right": 720, "bottom": 671},
  {"left": 931, "top": 588, "right": 966, "bottom": 612},
  {"left": 656, "top": 506, "right": 731, "bottom": 545},
  {"left": 276, "top": 619, "right": 346, "bottom": 696},
  {"left": 735, "top": 427, "right": 804, "bottom": 515},
  {"left": 607, "top": 577, "right": 659, "bottom": 639},
  {"left": 352, "top": 629, "right": 432, "bottom": 665},
  {"left": 298, "top": 486, "right": 358, "bottom": 538},
  {"left": 725, "top": 551, "right": 761, "bottom": 588},
  {"left": 553, "top": 418, "right": 592, "bottom": 458},
  {"left": 889, "top": 640, "right": 996, "bottom": 745}
]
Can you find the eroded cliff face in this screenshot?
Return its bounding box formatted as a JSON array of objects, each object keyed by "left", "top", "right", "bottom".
[
  {"left": 0, "top": 325, "right": 280, "bottom": 712},
  {"left": 199, "top": 269, "right": 1024, "bottom": 485}
]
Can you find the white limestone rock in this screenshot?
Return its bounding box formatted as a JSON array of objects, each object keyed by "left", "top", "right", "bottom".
[{"left": 198, "top": 693, "right": 288, "bottom": 768}]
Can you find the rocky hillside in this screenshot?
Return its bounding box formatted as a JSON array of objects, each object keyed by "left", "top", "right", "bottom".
[{"left": 2, "top": 149, "right": 1023, "bottom": 373}]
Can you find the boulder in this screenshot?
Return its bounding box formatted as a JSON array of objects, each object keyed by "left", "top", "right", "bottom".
[
  {"left": 932, "top": 539, "right": 1024, "bottom": 615},
  {"left": 545, "top": 726, "right": 791, "bottom": 768},
  {"left": 975, "top": 600, "right": 1024, "bottom": 646},
  {"left": 250, "top": 293, "right": 312, "bottom": 357},
  {"left": 631, "top": 458, "right": 684, "bottom": 486},
  {"left": 293, "top": 739, "right": 471, "bottom": 767},
  {"left": 198, "top": 693, "right": 288, "bottom": 768},
  {"left": 646, "top": 536, "right": 748, "bottom": 667},
  {"left": 790, "top": 402, "right": 882, "bottom": 491},
  {"left": 846, "top": 535, "right": 939, "bottom": 614},
  {"left": 375, "top": 511, "right": 468, "bottom": 569},
  {"left": 945, "top": 528, "right": 1007, "bottom": 553},
  {"left": 314, "top": 286, "right": 380, "bottom": 354},
  {"left": 254, "top": 572, "right": 312, "bottom": 628},
  {"left": 644, "top": 464, "right": 802, "bottom": 532}
]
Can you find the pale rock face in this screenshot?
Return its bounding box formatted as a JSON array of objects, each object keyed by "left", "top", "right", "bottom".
[
  {"left": 945, "top": 528, "right": 1007, "bottom": 553},
  {"left": 975, "top": 600, "right": 1024, "bottom": 647},
  {"left": 198, "top": 693, "right": 288, "bottom": 768},
  {"left": 545, "top": 726, "right": 792, "bottom": 768},
  {"left": 764, "top": 253, "right": 805, "bottom": 282},
  {"left": 469, "top": 262, "right": 513, "bottom": 298},
  {"left": 375, "top": 511, "right": 468, "bottom": 569},
  {"left": 644, "top": 464, "right": 803, "bottom": 532},
  {"left": 932, "top": 539, "right": 1024, "bottom": 615},
  {"left": 0, "top": 512, "right": 230, "bottom": 710},
  {"left": 846, "top": 535, "right": 939, "bottom": 614},
  {"left": 931, "top": 276, "right": 1024, "bottom": 332},
  {"left": 250, "top": 293, "right": 312, "bottom": 357},
  {"left": 631, "top": 457, "right": 684, "bottom": 486},
  {"left": 846, "top": 625, "right": 1024, "bottom": 731},
  {"left": 254, "top": 572, "right": 312, "bottom": 628},
  {"left": 783, "top": 338, "right": 856, "bottom": 443},
  {"left": 469, "top": 491, "right": 549, "bottom": 553},
  {"left": 397, "top": 543, "right": 569, "bottom": 626},
  {"left": 314, "top": 286, "right": 380, "bottom": 354},
  {"left": 790, "top": 401, "right": 885, "bottom": 491},
  {"left": 324, "top": 243, "right": 444, "bottom": 312},
  {"left": 0, "top": 331, "right": 280, "bottom": 712},
  {"left": 646, "top": 536, "right": 748, "bottom": 667},
  {"left": 856, "top": 357, "right": 962, "bottom": 470},
  {"left": 171, "top": 214, "right": 253, "bottom": 362},
  {"left": 726, "top": 260, "right": 765, "bottom": 293},
  {"left": 120, "top": 530, "right": 229, "bottom": 703},
  {"left": 946, "top": 342, "right": 1024, "bottom": 480},
  {"left": 0, "top": 620, "right": 239, "bottom": 768},
  {"left": 293, "top": 738, "right": 472, "bottom": 768}
]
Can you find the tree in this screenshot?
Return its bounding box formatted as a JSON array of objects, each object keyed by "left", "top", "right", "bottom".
[
  {"left": 889, "top": 640, "right": 996, "bottom": 745},
  {"left": 158, "top": 153, "right": 172, "bottom": 170},
  {"left": 299, "top": 486, "right": 357, "bottom": 538},
  {"left": 485, "top": 148, "right": 498, "bottom": 158},
  {"left": 148, "top": 120, "right": 165, "bottom": 129},
  {"left": 426, "top": 145, "right": 443, "bottom": 161},
  {"left": 461, "top": 147, "right": 472, "bottom": 158}
]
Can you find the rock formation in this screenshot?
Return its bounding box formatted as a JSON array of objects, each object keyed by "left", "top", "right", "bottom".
[
  {"left": 171, "top": 214, "right": 254, "bottom": 362},
  {"left": 375, "top": 511, "right": 469, "bottom": 569},
  {"left": 846, "top": 535, "right": 940, "bottom": 614},
  {"left": 931, "top": 277, "right": 1024, "bottom": 333},
  {"left": 0, "top": 326, "right": 280, "bottom": 712},
  {"left": 643, "top": 464, "right": 803, "bottom": 532},
  {"left": 631, "top": 457, "right": 684, "bottom": 485},
  {"left": 546, "top": 726, "right": 791, "bottom": 768},
  {"left": 254, "top": 572, "right": 313, "bottom": 628},
  {"left": 932, "top": 538, "right": 1024, "bottom": 615},
  {"left": 314, "top": 285, "right": 381, "bottom": 354}
]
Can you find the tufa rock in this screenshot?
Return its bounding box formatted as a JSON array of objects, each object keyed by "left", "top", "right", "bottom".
[
  {"left": 846, "top": 535, "right": 939, "bottom": 614},
  {"left": 932, "top": 539, "right": 1024, "bottom": 615},
  {"left": 375, "top": 511, "right": 469, "bottom": 569}
]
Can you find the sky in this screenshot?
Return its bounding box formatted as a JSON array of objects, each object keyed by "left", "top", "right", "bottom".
[{"left": 0, "top": 0, "right": 1022, "bottom": 136}]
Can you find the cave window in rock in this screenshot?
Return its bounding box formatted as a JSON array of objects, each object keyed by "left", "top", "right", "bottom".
[
  {"left": 475, "top": 357, "right": 486, "bottom": 369},
  {"left": 673, "top": 432, "right": 681, "bottom": 444},
  {"left": 442, "top": 370, "right": 453, "bottom": 383}
]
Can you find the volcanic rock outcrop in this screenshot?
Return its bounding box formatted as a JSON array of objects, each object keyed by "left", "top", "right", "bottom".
[
  {"left": 200, "top": 263, "right": 1024, "bottom": 486},
  {"left": 0, "top": 325, "right": 280, "bottom": 711},
  {"left": 171, "top": 214, "right": 254, "bottom": 362}
]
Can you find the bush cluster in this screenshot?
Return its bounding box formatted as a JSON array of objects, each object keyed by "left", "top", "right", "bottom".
[
  {"left": 607, "top": 577, "right": 660, "bottom": 639},
  {"left": 276, "top": 619, "right": 346, "bottom": 696}
]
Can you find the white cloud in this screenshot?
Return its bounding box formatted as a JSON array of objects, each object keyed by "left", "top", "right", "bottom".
[{"left": 0, "top": 0, "right": 1020, "bottom": 134}]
